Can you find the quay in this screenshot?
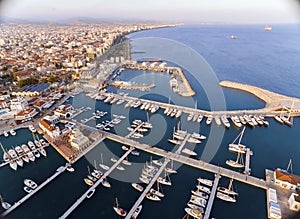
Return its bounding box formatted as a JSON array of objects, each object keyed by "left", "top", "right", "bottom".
[
  {"left": 58, "top": 148, "right": 134, "bottom": 219},
  {"left": 105, "top": 132, "right": 267, "bottom": 189},
  {"left": 1, "top": 164, "right": 67, "bottom": 217},
  {"left": 244, "top": 148, "right": 253, "bottom": 175},
  {"left": 125, "top": 158, "right": 170, "bottom": 219},
  {"left": 109, "top": 81, "right": 156, "bottom": 92},
  {"left": 122, "top": 62, "right": 195, "bottom": 97},
  {"left": 203, "top": 174, "right": 221, "bottom": 219}
]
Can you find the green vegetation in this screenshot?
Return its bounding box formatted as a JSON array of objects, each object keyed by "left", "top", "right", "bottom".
[{"left": 18, "top": 77, "right": 39, "bottom": 88}]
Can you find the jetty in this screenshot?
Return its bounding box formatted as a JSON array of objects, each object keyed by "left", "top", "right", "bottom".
[
  {"left": 203, "top": 174, "right": 221, "bottom": 219},
  {"left": 1, "top": 164, "right": 67, "bottom": 217},
  {"left": 125, "top": 158, "right": 170, "bottom": 219},
  {"left": 58, "top": 148, "right": 134, "bottom": 219},
  {"left": 244, "top": 148, "right": 253, "bottom": 175},
  {"left": 104, "top": 131, "right": 267, "bottom": 189}
]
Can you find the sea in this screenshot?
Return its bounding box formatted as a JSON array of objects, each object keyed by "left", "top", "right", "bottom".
[{"left": 1, "top": 24, "right": 300, "bottom": 219}]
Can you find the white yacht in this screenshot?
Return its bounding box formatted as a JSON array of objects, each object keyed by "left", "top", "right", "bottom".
[
  {"left": 197, "top": 114, "right": 203, "bottom": 123},
  {"left": 8, "top": 149, "right": 23, "bottom": 167},
  {"left": 197, "top": 178, "right": 213, "bottom": 187},
  {"left": 131, "top": 183, "right": 144, "bottom": 192},
  {"left": 187, "top": 112, "right": 194, "bottom": 121},
  {"left": 187, "top": 137, "right": 201, "bottom": 144},
  {"left": 184, "top": 208, "right": 203, "bottom": 219},
  {"left": 3, "top": 131, "right": 9, "bottom": 137},
  {"left": 28, "top": 125, "right": 37, "bottom": 133},
  {"left": 221, "top": 115, "right": 230, "bottom": 128},
  {"left": 191, "top": 133, "right": 206, "bottom": 140},
  {"left": 131, "top": 205, "right": 142, "bottom": 219},
  {"left": 113, "top": 198, "right": 127, "bottom": 216},
  {"left": 24, "top": 179, "right": 37, "bottom": 189},
  {"left": 146, "top": 193, "right": 161, "bottom": 201},
  {"left": 206, "top": 115, "right": 213, "bottom": 125},
  {"left": 191, "top": 190, "right": 209, "bottom": 199},
  {"left": 196, "top": 185, "right": 211, "bottom": 194},
  {"left": 175, "top": 110, "right": 182, "bottom": 118},
  {"left": 0, "top": 195, "right": 11, "bottom": 210},
  {"left": 99, "top": 153, "right": 109, "bottom": 170},
  {"left": 181, "top": 148, "right": 197, "bottom": 156},
  {"left": 216, "top": 192, "right": 236, "bottom": 202},
  {"left": 10, "top": 129, "right": 16, "bottom": 136},
  {"left": 214, "top": 116, "right": 222, "bottom": 126}
]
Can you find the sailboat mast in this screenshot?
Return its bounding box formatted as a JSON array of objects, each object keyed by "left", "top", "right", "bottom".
[
  {"left": 238, "top": 127, "right": 246, "bottom": 145},
  {"left": 228, "top": 178, "right": 233, "bottom": 191},
  {"left": 287, "top": 159, "right": 293, "bottom": 173}
]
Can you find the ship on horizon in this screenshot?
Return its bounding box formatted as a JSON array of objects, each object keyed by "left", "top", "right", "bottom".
[{"left": 264, "top": 24, "right": 272, "bottom": 31}]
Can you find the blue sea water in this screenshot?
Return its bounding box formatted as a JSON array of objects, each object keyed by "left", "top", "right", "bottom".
[{"left": 1, "top": 24, "right": 300, "bottom": 219}]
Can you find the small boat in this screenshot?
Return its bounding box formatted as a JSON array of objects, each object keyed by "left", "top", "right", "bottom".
[
  {"left": 3, "top": 131, "right": 8, "bottom": 137},
  {"left": 187, "top": 203, "right": 204, "bottom": 213},
  {"left": 197, "top": 114, "right": 203, "bottom": 123},
  {"left": 86, "top": 189, "right": 95, "bottom": 199},
  {"left": 24, "top": 186, "right": 33, "bottom": 193},
  {"left": 29, "top": 141, "right": 37, "bottom": 150},
  {"left": 34, "top": 150, "right": 41, "bottom": 158},
  {"left": 9, "top": 160, "right": 17, "bottom": 170},
  {"left": 206, "top": 115, "right": 213, "bottom": 125},
  {"left": 131, "top": 205, "right": 142, "bottom": 219},
  {"left": 216, "top": 192, "right": 236, "bottom": 202},
  {"left": 157, "top": 171, "right": 171, "bottom": 186},
  {"left": 101, "top": 178, "right": 111, "bottom": 188},
  {"left": 122, "top": 159, "right": 132, "bottom": 166},
  {"left": 99, "top": 153, "right": 110, "bottom": 170},
  {"left": 231, "top": 35, "right": 237, "bottom": 40},
  {"left": 191, "top": 133, "right": 206, "bottom": 140},
  {"left": 146, "top": 193, "right": 161, "bottom": 201},
  {"left": 185, "top": 208, "right": 203, "bottom": 219},
  {"left": 150, "top": 188, "right": 164, "bottom": 198},
  {"left": 196, "top": 185, "right": 211, "bottom": 194},
  {"left": 152, "top": 160, "right": 163, "bottom": 166},
  {"left": 111, "top": 157, "right": 118, "bottom": 163},
  {"left": 191, "top": 190, "right": 209, "bottom": 199},
  {"left": 38, "top": 147, "right": 47, "bottom": 157},
  {"left": 181, "top": 148, "right": 197, "bottom": 156},
  {"left": 214, "top": 116, "right": 222, "bottom": 126},
  {"left": 84, "top": 178, "right": 94, "bottom": 186},
  {"left": 139, "top": 176, "right": 150, "bottom": 184},
  {"left": 113, "top": 198, "right": 127, "bottom": 216},
  {"left": 264, "top": 24, "right": 272, "bottom": 31},
  {"left": 28, "top": 125, "right": 37, "bottom": 133},
  {"left": 187, "top": 137, "right": 201, "bottom": 144},
  {"left": 197, "top": 178, "right": 213, "bottom": 187},
  {"left": 66, "top": 165, "right": 75, "bottom": 172},
  {"left": 131, "top": 183, "right": 144, "bottom": 192},
  {"left": 122, "top": 145, "right": 129, "bottom": 151},
  {"left": 0, "top": 195, "right": 11, "bottom": 210},
  {"left": 187, "top": 113, "right": 194, "bottom": 121},
  {"left": 226, "top": 152, "right": 244, "bottom": 168},
  {"left": 221, "top": 115, "right": 230, "bottom": 128},
  {"left": 189, "top": 197, "right": 206, "bottom": 208},
  {"left": 217, "top": 178, "right": 238, "bottom": 196},
  {"left": 24, "top": 179, "right": 37, "bottom": 189},
  {"left": 175, "top": 110, "right": 182, "bottom": 118},
  {"left": 9, "top": 129, "right": 16, "bottom": 136},
  {"left": 117, "top": 165, "right": 125, "bottom": 171},
  {"left": 131, "top": 150, "right": 140, "bottom": 156}
]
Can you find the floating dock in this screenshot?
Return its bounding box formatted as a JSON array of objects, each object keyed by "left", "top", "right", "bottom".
[
  {"left": 244, "top": 148, "right": 253, "bottom": 175},
  {"left": 203, "top": 174, "right": 221, "bottom": 219},
  {"left": 105, "top": 131, "right": 267, "bottom": 189},
  {"left": 58, "top": 148, "right": 134, "bottom": 219},
  {"left": 1, "top": 164, "right": 67, "bottom": 217}
]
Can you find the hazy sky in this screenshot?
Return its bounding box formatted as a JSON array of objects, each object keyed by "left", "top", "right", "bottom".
[{"left": 0, "top": 0, "right": 299, "bottom": 23}]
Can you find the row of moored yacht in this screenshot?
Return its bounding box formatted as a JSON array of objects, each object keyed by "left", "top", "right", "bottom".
[
  {"left": 2, "top": 139, "right": 48, "bottom": 171},
  {"left": 2, "top": 129, "right": 17, "bottom": 137}
]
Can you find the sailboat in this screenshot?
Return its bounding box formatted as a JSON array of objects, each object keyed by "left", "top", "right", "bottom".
[
  {"left": 131, "top": 205, "right": 142, "bottom": 219},
  {"left": 150, "top": 181, "right": 164, "bottom": 198},
  {"left": 157, "top": 170, "right": 171, "bottom": 186},
  {"left": 228, "top": 127, "right": 247, "bottom": 154},
  {"left": 99, "top": 153, "right": 109, "bottom": 170},
  {"left": 217, "top": 178, "right": 238, "bottom": 196},
  {"left": 0, "top": 195, "right": 11, "bottom": 210},
  {"left": 113, "top": 197, "right": 127, "bottom": 216},
  {"left": 165, "top": 160, "right": 177, "bottom": 174},
  {"left": 264, "top": 24, "right": 272, "bottom": 31},
  {"left": 226, "top": 152, "right": 244, "bottom": 168}
]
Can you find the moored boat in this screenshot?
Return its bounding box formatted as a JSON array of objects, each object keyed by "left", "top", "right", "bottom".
[{"left": 131, "top": 183, "right": 144, "bottom": 192}]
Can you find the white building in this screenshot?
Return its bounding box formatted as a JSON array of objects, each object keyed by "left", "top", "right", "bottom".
[
  {"left": 288, "top": 193, "right": 300, "bottom": 212},
  {"left": 38, "top": 115, "right": 61, "bottom": 138},
  {"left": 69, "top": 128, "right": 89, "bottom": 151},
  {"left": 10, "top": 97, "right": 28, "bottom": 112}
]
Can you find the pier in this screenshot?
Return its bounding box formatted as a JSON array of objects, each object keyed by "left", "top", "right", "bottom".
[
  {"left": 125, "top": 122, "right": 145, "bottom": 138},
  {"left": 176, "top": 133, "right": 191, "bottom": 154},
  {"left": 105, "top": 132, "right": 267, "bottom": 189},
  {"left": 58, "top": 148, "right": 134, "bottom": 219},
  {"left": 125, "top": 159, "right": 170, "bottom": 219},
  {"left": 1, "top": 164, "right": 67, "bottom": 217},
  {"left": 244, "top": 148, "right": 253, "bottom": 175},
  {"left": 203, "top": 174, "right": 221, "bottom": 219}
]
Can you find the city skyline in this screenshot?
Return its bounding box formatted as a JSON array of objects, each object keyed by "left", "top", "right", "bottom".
[{"left": 0, "top": 0, "right": 300, "bottom": 24}]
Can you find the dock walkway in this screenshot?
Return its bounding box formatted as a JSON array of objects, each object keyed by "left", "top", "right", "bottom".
[
  {"left": 105, "top": 132, "right": 267, "bottom": 189},
  {"left": 1, "top": 164, "right": 67, "bottom": 217},
  {"left": 59, "top": 148, "right": 134, "bottom": 219},
  {"left": 125, "top": 122, "right": 145, "bottom": 138},
  {"left": 125, "top": 158, "right": 170, "bottom": 219},
  {"left": 203, "top": 174, "right": 221, "bottom": 219},
  {"left": 176, "top": 134, "right": 191, "bottom": 154},
  {"left": 244, "top": 148, "right": 253, "bottom": 175}
]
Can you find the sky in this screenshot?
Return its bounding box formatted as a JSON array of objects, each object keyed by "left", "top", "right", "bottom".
[{"left": 0, "top": 0, "right": 299, "bottom": 24}]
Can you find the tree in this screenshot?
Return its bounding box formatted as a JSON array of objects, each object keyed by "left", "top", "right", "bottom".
[
  {"left": 48, "top": 76, "right": 57, "bottom": 83},
  {"left": 41, "top": 78, "right": 48, "bottom": 83}
]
